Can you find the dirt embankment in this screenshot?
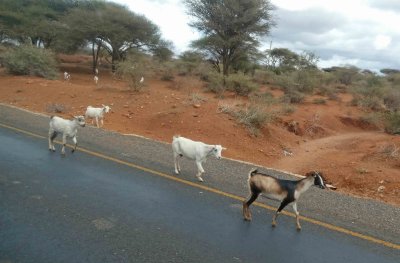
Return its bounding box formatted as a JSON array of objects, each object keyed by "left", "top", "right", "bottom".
[{"left": 0, "top": 58, "right": 399, "bottom": 206}]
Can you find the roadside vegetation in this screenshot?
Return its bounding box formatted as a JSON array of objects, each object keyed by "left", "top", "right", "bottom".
[{"left": 0, "top": 0, "right": 399, "bottom": 135}]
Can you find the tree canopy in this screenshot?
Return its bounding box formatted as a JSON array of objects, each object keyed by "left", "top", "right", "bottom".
[
  {"left": 0, "top": 0, "right": 173, "bottom": 72},
  {"left": 185, "top": 0, "right": 275, "bottom": 76}
]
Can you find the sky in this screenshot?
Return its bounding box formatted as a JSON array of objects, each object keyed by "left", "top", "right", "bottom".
[{"left": 113, "top": 0, "right": 400, "bottom": 72}]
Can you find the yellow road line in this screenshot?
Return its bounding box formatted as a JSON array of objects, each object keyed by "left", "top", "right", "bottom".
[{"left": 1, "top": 122, "right": 399, "bottom": 250}]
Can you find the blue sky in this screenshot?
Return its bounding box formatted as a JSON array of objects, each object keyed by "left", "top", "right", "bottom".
[{"left": 114, "top": 0, "right": 400, "bottom": 72}]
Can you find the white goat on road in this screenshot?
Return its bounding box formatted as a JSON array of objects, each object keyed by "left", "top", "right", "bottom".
[
  {"left": 172, "top": 135, "right": 226, "bottom": 182},
  {"left": 85, "top": 105, "right": 110, "bottom": 128},
  {"left": 48, "top": 115, "right": 86, "bottom": 156}
]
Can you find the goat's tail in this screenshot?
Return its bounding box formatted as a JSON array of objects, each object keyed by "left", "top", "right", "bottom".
[{"left": 248, "top": 168, "right": 258, "bottom": 178}]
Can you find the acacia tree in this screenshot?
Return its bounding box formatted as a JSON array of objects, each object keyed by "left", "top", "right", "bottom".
[
  {"left": 185, "top": 0, "right": 275, "bottom": 76},
  {"left": 64, "top": 2, "right": 171, "bottom": 72},
  {"left": 0, "top": 0, "right": 79, "bottom": 47}
]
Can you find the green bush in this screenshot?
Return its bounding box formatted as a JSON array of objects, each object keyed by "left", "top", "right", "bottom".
[
  {"left": 235, "top": 105, "right": 274, "bottom": 135},
  {"left": 384, "top": 112, "right": 400, "bottom": 134},
  {"left": 204, "top": 72, "right": 225, "bottom": 96},
  {"left": 225, "top": 72, "right": 258, "bottom": 96},
  {"left": 282, "top": 90, "right": 305, "bottom": 104},
  {"left": 1, "top": 45, "right": 58, "bottom": 79},
  {"left": 116, "top": 53, "right": 155, "bottom": 91}
]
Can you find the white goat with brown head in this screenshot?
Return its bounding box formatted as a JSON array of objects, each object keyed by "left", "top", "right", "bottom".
[{"left": 243, "top": 168, "right": 328, "bottom": 230}]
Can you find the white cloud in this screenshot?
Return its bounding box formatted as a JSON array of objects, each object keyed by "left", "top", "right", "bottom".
[
  {"left": 374, "top": 35, "right": 392, "bottom": 50},
  {"left": 113, "top": 0, "right": 400, "bottom": 71}
]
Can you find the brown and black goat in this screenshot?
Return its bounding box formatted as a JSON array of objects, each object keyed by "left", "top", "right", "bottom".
[{"left": 242, "top": 168, "right": 327, "bottom": 230}]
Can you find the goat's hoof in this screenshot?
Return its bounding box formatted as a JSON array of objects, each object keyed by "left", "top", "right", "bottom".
[
  {"left": 197, "top": 177, "right": 204, "bottom": 182},
  {"left": 174, "top": 171, "right": 179, "bottom": 175},
  {"left": 71, "top": 149, "right": 75, "bottom": 153},
  {"left": 296, "top": 226, "right": 302, "bottom": 231},
  {"left": 271, "top": 222, "right": 277, "bottom": 228},
  {"left": 243, "top": 216, "right": 252, "bottom": 221}
]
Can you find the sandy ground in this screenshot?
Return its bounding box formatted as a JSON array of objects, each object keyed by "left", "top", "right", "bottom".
[{"left": 0, "top": 56, "right": 399, "bottom": 206}]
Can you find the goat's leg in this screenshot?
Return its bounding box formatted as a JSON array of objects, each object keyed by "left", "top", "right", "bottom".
[
  {"left": 48, "top": 129, "right": 57, "bottom": 152},
  {"left": 101, "top": 118, "right": 104, "bottom": 127},
  {"left": 195, "top": 161, "right": 205, "bottom": 182},
  {"left": 292, "top": 202, "right": 301, "bottom": 230},
  {"left": 272, "top": 198, "right": 291, "bottom": 227},
  {"left": 95, "top": 117, "right": 99, "bottom": 128},
  {"left": 243, "top": 191, "right": 260, "bottom": 221},
  {"left": 173, "top": 152, "right": 180, "bottom": 174},
  {"left": 61, "top": 134, "right": 67, "bottom": 156},
  {"left": 71, "top": 136, "right": 77, "bottom": 153}
]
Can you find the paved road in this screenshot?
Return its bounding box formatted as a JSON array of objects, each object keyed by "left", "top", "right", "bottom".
[{"left": 0, "top": 125, "right": 399, "bottom": 262}]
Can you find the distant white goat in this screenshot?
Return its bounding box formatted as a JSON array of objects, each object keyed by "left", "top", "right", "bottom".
[
  {"left": 172, "top": 135, "right": 226, "bottom": 182},
  {"left": 85, "top": 105, "right": 111, "bottom": 128},
  {"left": 95, "top": 68, "right": 99, "bottom": 75},
  {"left": 94, "top": 75, "right": 99, "bottom": 84},
  {"left": 48, "top": 115, "right": 86, "bottom": 156},
  {"left": 64, "top": 72, "right": 71, "bottom": 81},
  {"left": 140, "top": 76, "right": 144, "bottom": 83}
]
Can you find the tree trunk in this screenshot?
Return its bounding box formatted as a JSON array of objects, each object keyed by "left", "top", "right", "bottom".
[{"left": 91, "top": 41, "right": 101, "bottom": 74}]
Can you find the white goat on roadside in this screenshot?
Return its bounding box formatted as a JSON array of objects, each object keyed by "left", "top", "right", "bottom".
[
  {"left": 94, "top": 75, "right": 99, "bottom": 84},
  {"left": 48, "top": 115, "right": 86, "bottom": 156},
  {"left": 172, "top": 135, "right": 226, "bottom": 182},
  {"left": 85, "top": 105, "right": 111, "bottom": 128},
  {"left": 64, "top": 72, "right": 71, "bottom": 81}
]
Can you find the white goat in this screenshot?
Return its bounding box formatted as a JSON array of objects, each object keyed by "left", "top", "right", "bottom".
[
  {"left": 48, "top": 115, "right": 86, "bottom": 156},
  {"left": 172, "top": 135, "right": 226, "bottom": 182},
  {"left": 94, "top": 75, "right": 99, "bottom": 84},
  {"left": 64, "top": 72, "right": 71, "bottom": 81},
  {"left": 243, "top": 169, "right": 328, "bottom": 230},
  {"left": 85, "top": 105, "right": 111, "bottom": 128}
]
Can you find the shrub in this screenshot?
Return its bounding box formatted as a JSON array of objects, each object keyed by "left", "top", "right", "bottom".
[
  {"left": 225, "top": 72, "right": 258, "bottom": 96},
  {"left": 383, "top": 89, "right": 400, "bottom": 112},
  {"left": 116, "top": 53, "right": 153, "bottom": 91},
  {"left": 312, "top": 98, "right": 327, "bottom": 105},
  {"left": 1, "top": 45, "right": 58, "bottom": 79},
  {"left": 235, "top": 105, "right": 274, "bottom": 135},
  {"left": 282, "top": 90, "right": 305, "bottom": 104},
  {"left": 384, "top": 112, "right": 400, "bottom": 134},
  {"left": 218, "top": 102, "right": 275, "bottom": 135},
  {"left": 204, "top": 72, "right": 225, "bottom": 96}
]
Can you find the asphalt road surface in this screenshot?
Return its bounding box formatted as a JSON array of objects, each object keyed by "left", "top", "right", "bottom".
[{"left": 0, "top": 126, "right": 399, "bottom": 263}]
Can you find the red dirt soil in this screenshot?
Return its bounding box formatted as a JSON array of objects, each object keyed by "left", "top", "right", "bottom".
[{"left": 0, "top": 55, "right": 399, "bottom": 206}]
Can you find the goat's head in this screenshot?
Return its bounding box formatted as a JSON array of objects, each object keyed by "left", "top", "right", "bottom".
[
  {"left": 211, "top": 145, "right": 227, "bottom": 159},
  {"left": 305, "top": 171, "right": 326, "bottom": 189},
  {"left": 102, "top": 104, "right": 111, "bottom": 113},
  {"left": 74, "top": 115, "right": 86, "bottom": 127}
]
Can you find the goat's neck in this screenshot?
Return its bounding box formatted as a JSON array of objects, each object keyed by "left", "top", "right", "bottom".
[
  {"left": 297, "top": 176, "right": 314, "bottom": 194},
  {"left": 205, "top": 145, "right": 215, "bottom": 156}
]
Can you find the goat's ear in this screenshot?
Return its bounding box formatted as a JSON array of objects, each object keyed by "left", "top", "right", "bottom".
[
  {"left": 305, "top": 171, "right": 314, "bottom": 177},
  {"left": 222, "top": 147, "right": 227, "bottom": 150}
]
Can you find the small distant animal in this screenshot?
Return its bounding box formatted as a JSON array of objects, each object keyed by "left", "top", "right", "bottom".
[
  {"left": 139, "top": 76, "right": 144, "bottom": 83},
  {"left": 94, "top": 75, "right": 99, "bottom": 84},
  {"left": 85, "top": 105, "right": 111, "bottom": 128},
  {"left": 64, "top": 72, "right": 71, "bottom": 81},
  {"left": 95, "top": 68, "right": 99, "bottom": 75},
  {"left": 243, "top": 169, "right": 328, "bottom": 230}
]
